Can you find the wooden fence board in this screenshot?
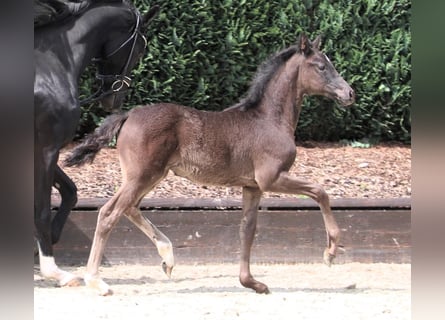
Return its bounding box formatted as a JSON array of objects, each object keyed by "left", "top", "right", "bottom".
[
  {"left": 53, "top": 209, "right": 411, "bottom": 265},
  {"left": 52, "top": 197, "right": 411, "bottom": 210}
]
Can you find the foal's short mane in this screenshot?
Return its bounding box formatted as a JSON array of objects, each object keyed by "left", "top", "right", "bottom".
[{"left": 229, "top": 45, "right": 299, "bottom": 111}]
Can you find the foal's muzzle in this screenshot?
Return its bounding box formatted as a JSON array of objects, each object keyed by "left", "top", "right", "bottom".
[
  {"left": 331, "top": 82, "right": 355, "bottom": 106},
  {"left": 336, "top": 88, "right": 355, "bottom": 106}
]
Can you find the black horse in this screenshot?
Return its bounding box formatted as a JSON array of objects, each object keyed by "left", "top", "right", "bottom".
[{"left": 34, "top": 0, "right": 159, "bottom": 286}]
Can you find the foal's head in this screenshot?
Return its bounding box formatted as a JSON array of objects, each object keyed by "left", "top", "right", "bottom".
[{"left": 296, "top": 34, "right": 355, "bottom": 106}]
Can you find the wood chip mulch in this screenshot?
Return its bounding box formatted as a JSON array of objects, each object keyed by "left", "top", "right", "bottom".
[{"left": 54, "top": 142, "right": 411, "bottom": 201}]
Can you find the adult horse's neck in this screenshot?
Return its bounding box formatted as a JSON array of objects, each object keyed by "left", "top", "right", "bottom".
[
  {"left": 36, "top": 4, "right": 132, "bottom": 80},
  {"left": 73, "top": 5, "right": 133, "bottom": 77},
  {"left": 257, "top": 53, "right": 305, "bottom": 134}
]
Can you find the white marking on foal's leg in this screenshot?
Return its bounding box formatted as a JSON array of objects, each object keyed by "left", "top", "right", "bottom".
[
  {"left": 84, "top": 273, "right": 112, "bottom": 296},
  {"left": 125, "top": 211, "right": 175, "bottom": 277},
  {"left": 155, "top": 238, "right": 175, "bottom": 277},
  {"left": 38, "top": 245, "right": 79, "bottom": 286}
]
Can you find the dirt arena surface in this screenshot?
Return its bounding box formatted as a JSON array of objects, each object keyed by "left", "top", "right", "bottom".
[{"left": 34, "top": 263, "right": 410, "bottom": 320}]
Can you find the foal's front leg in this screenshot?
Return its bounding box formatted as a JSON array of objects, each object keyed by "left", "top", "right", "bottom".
[
  {"left": 267, "top": 172, "right": 341, "bottom": 265},
  {"left": 239, "top": 187, "right": 270, "bottom": 294}
]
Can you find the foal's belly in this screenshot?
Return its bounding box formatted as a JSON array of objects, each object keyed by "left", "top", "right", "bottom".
[
  {"left": 170, "top": 163, "right": 257, "bottom": 188},
  {"left": 167, "top": 134, "right": 258, "bottom": 188}
]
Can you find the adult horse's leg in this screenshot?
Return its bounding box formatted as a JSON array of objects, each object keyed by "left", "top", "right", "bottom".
[
  {"left": 51, "top": 165, "right": 78, "bottom": 244},
  {"left": 239, "top": 186, "right": 270, "bottom": 294},
  {"left": 265, "top": 172, "right": 341, "bottom": 265},
  {"left": 35, "top": 151, "right": 80, "bottom": 286}
]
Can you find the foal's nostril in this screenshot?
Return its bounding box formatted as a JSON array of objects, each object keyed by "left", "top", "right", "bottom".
[{"left": 349, "top": 90, "right": 355, "bottom": 100}]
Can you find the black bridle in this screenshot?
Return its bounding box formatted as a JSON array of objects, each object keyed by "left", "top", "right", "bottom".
[{"left": 80, "top": 12, "right": 146, "bottom": 105}]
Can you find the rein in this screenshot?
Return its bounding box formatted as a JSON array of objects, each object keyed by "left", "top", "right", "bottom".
[{"left": 80, "top": 12, "right": 146, "bottom": 105}]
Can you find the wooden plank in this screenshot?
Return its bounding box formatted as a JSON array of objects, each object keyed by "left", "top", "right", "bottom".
[
  {"left": 53, "top": 209, "right": 411, "bottom": 265},
  {"left": 52, "top": 197, "right": 411, "bottom": 210}
]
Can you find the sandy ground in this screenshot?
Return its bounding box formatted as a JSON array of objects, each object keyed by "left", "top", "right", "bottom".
[{"left": 34, "top": 263, "right": 410, "bottom": 320}]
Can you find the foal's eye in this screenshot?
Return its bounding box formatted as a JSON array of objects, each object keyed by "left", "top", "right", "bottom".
[{"left": 318, "top": 64, "right": 326, "bottom": 71}]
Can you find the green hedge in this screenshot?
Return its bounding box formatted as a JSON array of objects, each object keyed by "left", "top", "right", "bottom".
[{"left": 79, "top": 0, "right": 411, "bottom": 143}]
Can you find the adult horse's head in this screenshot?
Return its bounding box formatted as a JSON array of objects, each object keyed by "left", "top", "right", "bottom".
[
  {"left": 93, "top": 2, "right": 160, "bottom": 111},
  {"left": 297, "top": 34, "right": 355, "bottom": 106}
]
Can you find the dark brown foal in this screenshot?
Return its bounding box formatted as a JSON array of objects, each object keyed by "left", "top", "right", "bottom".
[{"left": 66, "top": 34, "right": 354, "bottom": 295}]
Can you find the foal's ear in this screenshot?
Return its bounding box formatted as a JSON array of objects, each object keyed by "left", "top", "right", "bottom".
[
  {"left": 298, "top": 33, "right": 312, "bottom": 56},
  {"left": 142, "top": 4, "right": 160, "bottom": 28},
  {"left": 312, "top": 35, "right": 322, "bottom": 50}
]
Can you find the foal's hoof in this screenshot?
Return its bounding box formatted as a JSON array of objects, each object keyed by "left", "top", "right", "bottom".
[
  {"left": 240, "top": 277, "right": 270, "bottom": 294},
  {"left": 248, "top": 282, "right": 270, "bottom": 294},
  {"left": 323, "top": 248, "right": 336, "bottom": 267},
  {"left": 162, "top": 261, "right": 173, "bottom": 279},
  {"left": 256, "top": 285, "right": 271, "bottom": 295},
  {"left": 84, "top": 275, "right": 113, "bottom": 296}
]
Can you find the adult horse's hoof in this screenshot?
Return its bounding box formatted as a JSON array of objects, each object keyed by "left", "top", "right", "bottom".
[
  {"left": 60, "top": 275, "right": 81, "bottom": 287},
  {"left": 100, "top": 288, "right": 113, "bottom": 296}
]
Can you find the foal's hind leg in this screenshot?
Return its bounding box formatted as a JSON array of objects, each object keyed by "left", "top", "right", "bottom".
[
  {"left": 125, "top": 207, "right": 174, "bottom": 277},
  {"left": 239, "top": 187, "right": 270, "bottom": 294},
  {"left": 84, "top": 192, "right": 125, "bottom": 295},
  {"left": 264, "top": 172, "right": 341, "bottom": 265},
  {"left": 85, "top": 178, "right": 174, "bottom": 295}
]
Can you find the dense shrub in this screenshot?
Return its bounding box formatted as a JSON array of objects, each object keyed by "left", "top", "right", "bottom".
[{"left": 79, "top": 0, "right": 411, "bottom": 143}]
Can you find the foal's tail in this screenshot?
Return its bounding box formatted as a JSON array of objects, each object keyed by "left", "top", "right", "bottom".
[{"left": 64, "top": 112, "right": 129, "bottom": 167}]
